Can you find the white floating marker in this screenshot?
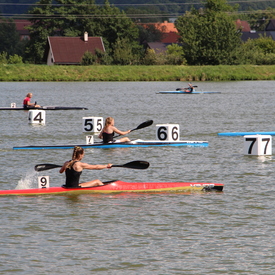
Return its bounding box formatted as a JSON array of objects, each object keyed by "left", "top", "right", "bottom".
[
  {"left": 156, "top": 124, "right": 180, "bottom": 141},
  {"left": 244, "top": 135, "right": 272, "bottom": 156},
  {"left": 38, "top": 176, "right": 50, "bottom": 188},
  {"left": 28, "top": 110, "right": 46, "bottom": 125},
  {"left": 11, "top": 103, "right": 16, "bottom": 108},
  {"left": 82, "top": 117, "right": 103, "bottom": 134},
  {"left": 86, "top": 135, "right": 94, "bottom": 144}
]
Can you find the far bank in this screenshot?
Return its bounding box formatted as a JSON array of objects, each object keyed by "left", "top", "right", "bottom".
[{"left": 1, "top": 64, "right": 275, "bottom": 81}]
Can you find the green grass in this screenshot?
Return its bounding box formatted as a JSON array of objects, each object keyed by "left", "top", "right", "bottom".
[{"left": 1, "top": 64, "right": 275, "bottom": 81}]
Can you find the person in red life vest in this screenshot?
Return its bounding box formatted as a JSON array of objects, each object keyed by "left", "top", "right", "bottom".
[
  {"left": 59, "top": 146, "right": 112, "bottom": 188},
  {"left": 99, "top": 117, "right": 131, "bottom": 143},
  {"left": 23, "top": 93, "right": 41, "bottom": 109}
]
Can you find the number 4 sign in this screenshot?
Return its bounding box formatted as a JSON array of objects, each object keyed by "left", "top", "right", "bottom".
[{"left": 28, "top": 110, "right": 46, "bottom": 125}]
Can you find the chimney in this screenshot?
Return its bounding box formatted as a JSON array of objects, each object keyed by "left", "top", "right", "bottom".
[{"left": 84, "top": 32, "right": 88, "bottom": 42}]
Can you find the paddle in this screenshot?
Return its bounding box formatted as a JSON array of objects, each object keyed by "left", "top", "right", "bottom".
[
  {"left": 176, "top": 85, "right": 198, "bottom": 91},
  {"left": 113, "top": 120, "right": 153, "bottom": 138},
  {"left": 34, "top": 160, "right": 149, "bottom": 172}
]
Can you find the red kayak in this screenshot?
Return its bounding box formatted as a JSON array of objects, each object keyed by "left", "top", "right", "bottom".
[{"left": 0, "top": 180, "right": 223, "bottom": 196}]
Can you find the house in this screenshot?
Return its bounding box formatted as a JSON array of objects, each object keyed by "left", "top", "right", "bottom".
[
  {"left": 265, "top": 19, "right": 275, "bottom": 31},
  {"left": 239, "top": 19, "right": 275, "bottom": 42},
  {"left": 241, "top": 31, "right": 275, "bottom": 42},
  {"left": 138, "top": 21, "right": 180, "bottom": 44},
  {"left": 0, "top": 19, "right": 31, "bottom": 40},
  {"left": 146, "top": 42, "right": 170, "bottom": 54},
  {"left": 14, "top": 20, "right": 32, "bottom": 40},
  {"left": 44, "top": 32, "right": 105, "bottom": 65},
  {"left": 235, "top": 19, "right": 251, "bottom": 32}
]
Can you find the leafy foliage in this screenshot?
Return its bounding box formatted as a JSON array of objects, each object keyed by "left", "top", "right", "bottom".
[
  {"left": 0, "top": 52, "right": 23, "bottom": 64},
  {"left": 176, "top": 0, "right": 242, "bottom": 65},
  {"left": 25, "top": 0, "right": 141, "bottom": 64},
  {"left": 0, "top": 19, "right": 21, "bottom": 56},
  {"left": 81, "top": 51, "right": 97, "bottom": 65}
]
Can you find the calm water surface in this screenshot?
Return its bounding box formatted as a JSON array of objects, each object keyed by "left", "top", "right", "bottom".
[{"left": 0, "top": 81, "right": 275, "bottom": 274}]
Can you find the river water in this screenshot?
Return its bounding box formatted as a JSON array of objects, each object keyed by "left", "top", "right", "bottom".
[{"left": 0, "top": 81, "right": 275, "bottom": 274}]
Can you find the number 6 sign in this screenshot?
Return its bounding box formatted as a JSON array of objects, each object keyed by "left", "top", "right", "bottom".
[
  {"left": 244, "top": 135, "right": 272, "bottom": 156},
  {"left": 156, "top": 124, "right": 180, "bottom": 141}
]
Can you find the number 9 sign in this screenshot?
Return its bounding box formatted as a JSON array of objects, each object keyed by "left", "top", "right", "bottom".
[
  {"left": 38, "top": 176, "right": 50, "bottom": 188},
  {"left": 82, "top": 117, "right": 103, "bottom": 134},
  {"left": 156, "top": 124, "right": 180, "bottom": 141}
]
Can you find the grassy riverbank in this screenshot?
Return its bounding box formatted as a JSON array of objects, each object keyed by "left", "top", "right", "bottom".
[{"left": 1, "top": 64, "right": 275, "bottom": 81}]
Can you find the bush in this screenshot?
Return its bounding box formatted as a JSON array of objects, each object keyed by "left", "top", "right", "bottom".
[
  {"left": 81, "top": 51, "right": 97, "bottom": 65},
  {"left": 8, "top": 54, "right": 23, "bottom": 64},
  {"left": 0, "top": 52, "right": 8, "bottom": 64}
]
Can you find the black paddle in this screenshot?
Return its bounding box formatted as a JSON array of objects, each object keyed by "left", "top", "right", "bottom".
[
  {"left": 176, "top": 85, "right": 198, "bottom": 91},
  {"left": 113, "top": 120, "right": 153, "bottom": 138},
  {"left": 34, "top": 160, "right": 150, "bottom": 172}
]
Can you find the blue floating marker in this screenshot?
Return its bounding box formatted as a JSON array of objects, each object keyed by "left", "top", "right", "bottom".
[{"left": 218, "top": 132, "right": 275, "bottom": 136}]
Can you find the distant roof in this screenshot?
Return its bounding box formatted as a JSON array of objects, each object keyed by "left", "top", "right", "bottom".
[
  {"left": 0, "top": 19, "right": 32, "bottom": 36},
  {"left": 14, "top": 19, "right": 32, "bottom": 31},
  {"left": 138, "top": 21, "right": 178, "bottom": 33},
  {"left": 46, "top": 36, "right": 105, "bottom": 65},
  {"left": 161, "top": 32, "right": 180, "bottom": 43},
  {"left": 265, "top": 19, "right": 275, "bottom": 31},
  {"left": 241, "top": 31, "right": 275, "bottom": 42},
  {"left": 147, "top": 42, "right": 172, "bottom": 54},
  {"left": 235, "top": 19, "right": 251, "bottom": 32}
]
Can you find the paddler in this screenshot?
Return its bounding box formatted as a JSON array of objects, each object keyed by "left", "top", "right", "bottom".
[
  {"left": 23, "top": 93, "right": 41, "bottom": 109},
  {"left": 181, "top": 83, "right": 194, "bottom": 93},
  {"left": 99, "top": 117, "right": 131, "bottom": 143},
  {"left": 59, "top": 146, "right": 112, "bottom": 188}
]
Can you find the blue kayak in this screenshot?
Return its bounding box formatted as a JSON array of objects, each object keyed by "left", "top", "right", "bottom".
[
  {"left": 157, "top": 91, "right": 221, "bottom": 94},
  {"left": 13, "top": 139, "right": 208, "bottom": 150}
]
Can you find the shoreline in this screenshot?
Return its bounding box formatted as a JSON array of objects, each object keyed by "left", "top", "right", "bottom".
[{"left": 1, "top": 64, "right": 275, "bottom": 81}]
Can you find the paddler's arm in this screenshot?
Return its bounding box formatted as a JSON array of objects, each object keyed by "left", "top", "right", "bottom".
[
  {"left": 113, "top": 126, "right": 131, "bottom": 136},
  {"left": 59, "top": 161, "right": 69, "bottom": 173},
  {"left": 79, "top": 162, "right": 112, "bottom": 170}
]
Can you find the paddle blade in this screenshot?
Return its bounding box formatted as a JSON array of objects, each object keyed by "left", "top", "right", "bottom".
[
  {"left": 112, "top": 160, "right": 150, "bottom": 169},
  {"left": 132, "top": 120, "right": 153, "bottom": 131},
  {"left": 35, "top": 163, "right": 62, "bottom": 172}
]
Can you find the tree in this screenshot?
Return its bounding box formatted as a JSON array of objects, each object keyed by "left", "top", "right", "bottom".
[
  {"left": 137, "top": 24, "right": 164, "bottom": 45},
  {"left": 25, "top": 0, "right": 141, "bottom": 64},
  {"left": 0, "top": 19, "right": 21, "bottom": 56},
  {"left": 165, "top": 44, "right": 186, "bottom": 65},
  {"left": 175, "top": 0, "right": 242, "bottom": 65},
  {"left": 239, "top": 35, "right": 275, "bottom": 65}
]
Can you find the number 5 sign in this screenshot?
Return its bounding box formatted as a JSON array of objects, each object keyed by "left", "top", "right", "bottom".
[
  {"left": 82, "top": 117, "right": 103, "bottom": 134},
  {"left": 244, "top": 135, "right": 272, "bottom": 156}
]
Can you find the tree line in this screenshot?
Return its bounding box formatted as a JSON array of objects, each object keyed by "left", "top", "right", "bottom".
[
  {"left": 2, "top": 0, "right": 275, "bottom": 21},
  {"left": 1, "top": 0, "right": 275, "bottom": 65}
]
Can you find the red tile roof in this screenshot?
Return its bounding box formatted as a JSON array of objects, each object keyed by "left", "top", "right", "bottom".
[
  {"left": 161, "top": 32, "right": 180, "bottom": 43},
  {"left": 235, "top": 19, "right": 251, "bottom": 32},
  {"left": 48, "top": 36, "right": 105, "bottom": 64},
  {"left": 139, "top": 21, "right": 178, "bottom": 33},
  {"left": 14, "top": 19, "right": 32, "bottom": 32}
]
